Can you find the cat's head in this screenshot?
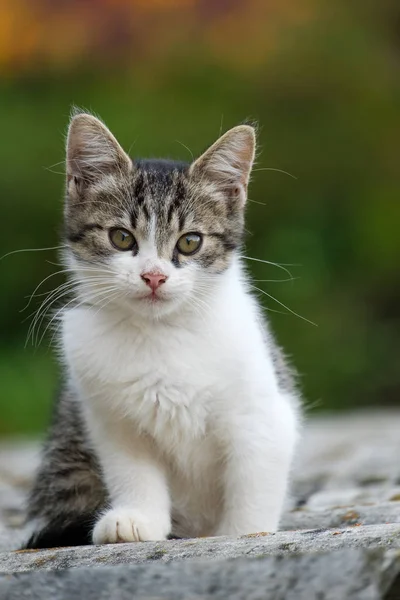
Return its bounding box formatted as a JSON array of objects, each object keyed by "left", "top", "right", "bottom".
[{"left": 64, "top": 112, "right": 255, "bottom": 319}]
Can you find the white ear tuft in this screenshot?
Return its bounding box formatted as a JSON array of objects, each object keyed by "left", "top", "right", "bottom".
[
  {"left": 190, "top": 125, "right": 256, "bottom": 202},
  {"left": 66, "top": 113, "right": 131, "bottom": 189}
]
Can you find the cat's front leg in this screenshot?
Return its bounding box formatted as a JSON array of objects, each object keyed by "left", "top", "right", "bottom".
[
  {"left": 216, "top": 397, "right": 298, "bottom": 536},
  {"left": 91, "top": 429, "right": 171, "bottom": 544}
]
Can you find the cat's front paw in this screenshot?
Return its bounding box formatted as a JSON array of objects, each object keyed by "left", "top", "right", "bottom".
[{"left": 92, "top": 508, "right": 170, "bottom": 544}]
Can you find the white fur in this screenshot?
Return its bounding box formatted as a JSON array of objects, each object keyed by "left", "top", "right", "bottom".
[{"left": 62, "top": 237, "right": 300, "bottom": 543}]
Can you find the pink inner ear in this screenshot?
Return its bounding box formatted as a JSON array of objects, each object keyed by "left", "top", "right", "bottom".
[
  {"left": 233, "top": 185, "right": 241, "bottom": 196},
  {"left": 228, "top": 182, "right": 245, "bottom": 195},
  {"left": 223, "top": 183, "right": 246, "bottom": 206}
]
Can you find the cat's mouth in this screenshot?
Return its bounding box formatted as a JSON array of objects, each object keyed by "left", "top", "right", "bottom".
[{"left": 140, "top": 292, "right": 166, "bottom": 303}]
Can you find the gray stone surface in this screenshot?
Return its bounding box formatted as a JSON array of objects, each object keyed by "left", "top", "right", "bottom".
[
  {"left": 0, "top": 411, "right": 400, "bottom": 598},
  {"left": 1, "top": 548, "right": 400, "bottom": 600},
  {"left": 1, "top": 523, "right": 400, "bottom": 574}
]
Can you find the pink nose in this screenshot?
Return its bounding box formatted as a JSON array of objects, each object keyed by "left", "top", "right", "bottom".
[{"left": 141, "top": 271, "right": 168, "bottom": 292}]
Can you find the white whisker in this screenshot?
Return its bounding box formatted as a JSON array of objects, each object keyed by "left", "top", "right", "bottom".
[
  {"left": 251, "top": 285, "right": 317, "bottom": 326},
  {"left": 175, "top": 140, "right": 194, "bottom": 162},
  {"left": 247, "top": 198, "right": 266, "bottom": 206},
  {"left": 36, "top": 285, "right": 123, "bottom": 347},
  {"left": 25, "top": 276, "right": 119, "bottom": 346},
  {"left": 21, "top": 269, "right": 71, "bottom": 312},
  {"left": 0, "top": 245, "right": 67, "bottom": 262},
  {"left": 253, "top": 277, "right": 299, "bottom": 283},
  {"left": 252, "top": 167, "right": 297, "bottom": 179},
  {"left": 241, "top": 255, "right": 296, "bottom": 279}
]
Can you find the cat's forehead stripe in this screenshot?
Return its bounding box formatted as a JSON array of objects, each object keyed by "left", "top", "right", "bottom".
[
  {"left": 129, "top": 165, "right": 190, "bottom": 234},
  {"left": 132, "top": 171, "right": 145, "bottom": 205}
]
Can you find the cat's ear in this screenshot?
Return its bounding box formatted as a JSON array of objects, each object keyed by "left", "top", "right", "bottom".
[
  {"left": 66, "top": 113, "right": 131, "bottom": 195},
  {"left": 190, "top": 125, "right": 256, "bottom": 205}
]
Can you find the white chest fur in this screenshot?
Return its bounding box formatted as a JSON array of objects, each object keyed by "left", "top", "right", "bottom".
[
  {"left": 62, "top": 266, "right": 298, "bottom": 538},
  {"left": 62, "top": 264, "right": 277, "bottom": 443},
  {"left": 63, "top": 303, "right": 232, "bottom": 444}
]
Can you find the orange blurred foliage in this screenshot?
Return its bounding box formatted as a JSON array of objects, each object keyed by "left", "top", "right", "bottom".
[{"left": 0, "top": 0, "right": 315, "bottom": 75}]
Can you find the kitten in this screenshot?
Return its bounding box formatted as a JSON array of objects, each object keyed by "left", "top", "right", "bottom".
[{"left": 26, "top": 112, "right": 300, "bottom": 548}]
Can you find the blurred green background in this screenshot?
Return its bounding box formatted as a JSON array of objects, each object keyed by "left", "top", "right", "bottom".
[{"left": 0, "top": 0, "right": 399, "bottom": 436}]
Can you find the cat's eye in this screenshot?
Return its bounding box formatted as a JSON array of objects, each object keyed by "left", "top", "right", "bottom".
[
  {"left": 176, "top": 233, "right": 202, "bottom": 256},
  {"left": 109, "top": 228, "right": 136, "bottom": 251}
]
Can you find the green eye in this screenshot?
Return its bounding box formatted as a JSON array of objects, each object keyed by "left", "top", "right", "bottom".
[
  {"left": 176, "top": 233, "right": 202, "bottom": 256},
  {"left": 109, "top": 228, "right": 136, "bottom": 251}
]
